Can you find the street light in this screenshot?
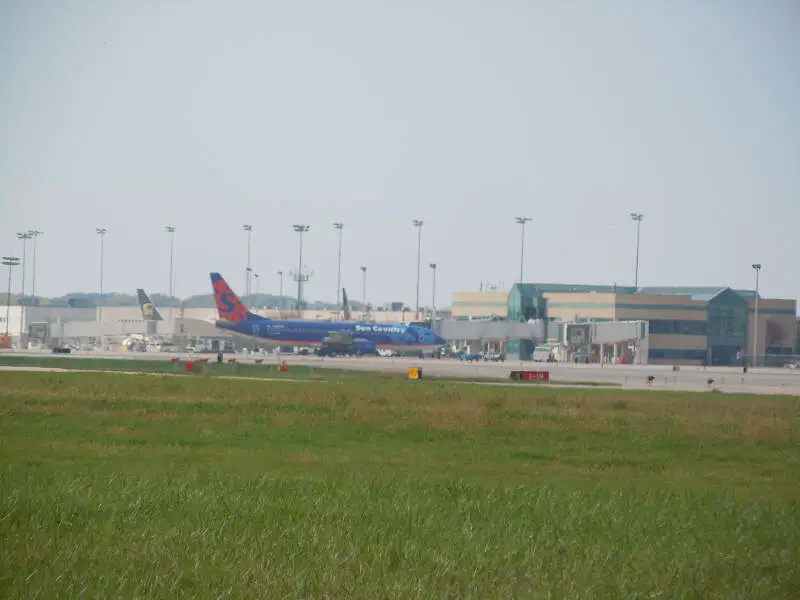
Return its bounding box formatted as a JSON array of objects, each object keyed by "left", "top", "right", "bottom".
[
  {"left": 245, "top": 266, "right": 253, "bottom": 309},
  {"left": 165, "top": 226, "right": 176, "bottom": 320},
  {"left": 253, "top": 272, "right": 260, "bottom": 311},
  {"left": 16, "top": 232, "right": 32, "bottom": 344},
  {"left": 514, "top": 217, "right": 532, "bottom": 283},
  {"left": 360, "top": 266, "right": 367, "bottom": 320},
  {"left": 277, "top": 270, "right": 284, "bottom": 305},
  {"left": 28, "top": 230, "right": 43, "bottom": 304},
  {"left": 96, "top": 228, "right": 108, "bottom": 345},
  {"left": 430, "top": 262, "right": 438, "bottom": 332},
  {"left": 2, "top": 256, "right": 20, "bottom": 336},
  {"left": 16, "top": 232, "right": 31, "bottom": 303},
  {"left": 243, "top": 225, "right": 253, "bottom": 308},
  {"left": 752, "top": 263, "right": 761, "bottom": 367},
  {"left": 333, "top": 222, "right": 344, "bottom": 310},
  {"left": 412, "top": 220, "right": 423, "bottom": 316},
  {"left": 292, "top": 225, "right": 310, "bottom": 309},
  {"left": 630, "top": 213, "right": 644, "bottom": 289},
  {"left": 95, "top": 228, "right": 108, "bottom": 298}
]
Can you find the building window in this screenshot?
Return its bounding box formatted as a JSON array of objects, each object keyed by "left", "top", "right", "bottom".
[
  {"left": 648, "top": 320, "right": 707, "bottom": 335},
  {"left": 707, "top": 305, "right": 746, "bottom": 339},
  {"left": 766, "top": 346, "right": 793, "bottom": 356},
  {"left": 649, "top": 349, "right": 707, "bottom": 361}
]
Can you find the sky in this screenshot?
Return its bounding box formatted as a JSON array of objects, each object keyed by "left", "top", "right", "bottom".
[{"left": 1, "top": 0, "right": 798, "bottom": 308}]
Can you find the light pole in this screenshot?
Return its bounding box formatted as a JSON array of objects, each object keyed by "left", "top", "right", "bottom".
[
  {"left": 16, "top": 232, "right": 32, "bottom": 345},
  {"left": 630, "top": 213, "right": 644, "bottom": 289},
  {"left": 29, "top": 230, "right": 43, "bottom": 304},
  {"left": 2, "top": 256, "right": 20, "bottom": 336},
  {"left": 430, "top": 262, "right": 438, "bottom": 331},
  {"left": 253, "top": 272, "right": 260, "bottom": 311},
  {"left": 277, "top": 270, "right": 284, "bottom": 305},
  {"left": 95, "top": 228, "right": 108, "bottom": 299},
  {"left": 360, "top": 266, "right": 367, "bottom": 320},
  {"left": 245, "top": 266, "right": 253, "bottom": 309},
  {"left": 292, "top": 225, "right": 310, "bottom": 310},
  {"left": 752, "top": 263, "right": 761, "bottom": 367},
  {"left": 243, "top": 224, "right": 253, "bottom": 308},
  {"left": 412, "top": 220, "right": 423, "bottom": 317},
  {"left": 514, "top": 217, "right": 531, "bottom": 283},
  {"left": 334, "top": 222, "right": 344, "bottom": 310},
  {"left": 165, "top": 226, "right": 176, "bottom": 321},
  {"left": 96, "top": 228, "right": 107, "bottom": 346}
]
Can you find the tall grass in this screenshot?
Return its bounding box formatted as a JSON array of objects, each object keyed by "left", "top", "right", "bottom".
[{"left": 1, "top": 372, "right": 798, "bottom": 598}]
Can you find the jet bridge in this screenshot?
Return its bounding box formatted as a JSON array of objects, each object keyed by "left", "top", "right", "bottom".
[
  {"left": 437, "top": 319, "right": 546, "bottom": 342},
  {"left": 548, "top": 320, "right": 649, "bottom": 364}
]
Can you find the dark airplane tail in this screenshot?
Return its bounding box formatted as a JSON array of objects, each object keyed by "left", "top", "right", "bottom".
[
  {"left": 136, "top": 289, "right": 163, "bottom": 321},
  {"left": 342, "top": 288, "right": 352, "bottom": 320},
  {"left": 209, "top": 273, "right": 265, "bottom": 323}
]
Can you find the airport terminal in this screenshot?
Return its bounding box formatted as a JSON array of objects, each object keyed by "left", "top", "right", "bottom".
[
  {"left": 1, "top": 278, "right": 798, "bottom": 367},
  {"left": 453, "top": 283, "right": 798, "bottom": 366}
]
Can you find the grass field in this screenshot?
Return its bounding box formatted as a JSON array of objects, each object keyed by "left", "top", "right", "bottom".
[
  {"left": 1, "top": 371, "right": 798, "bottom": 598},
  {"left": 0, "top": 354, "right": 334, "bottom": 380}
]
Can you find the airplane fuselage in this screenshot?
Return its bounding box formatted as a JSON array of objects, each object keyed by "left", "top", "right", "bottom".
[{"left": 217, "top": 318, "right": 443, "bottom": 350}]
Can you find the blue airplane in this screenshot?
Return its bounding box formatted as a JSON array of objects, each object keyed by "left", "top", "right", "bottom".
[{"left": 210, "top": 273, "right": 445, "bottom": 355}]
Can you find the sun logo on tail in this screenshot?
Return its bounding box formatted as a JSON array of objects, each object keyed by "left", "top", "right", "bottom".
[{"left": 212, "top": 277, "right": 249, "bottom": 322}]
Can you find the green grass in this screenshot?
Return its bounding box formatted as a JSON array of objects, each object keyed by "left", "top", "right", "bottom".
[
  {"left": 1, "top": 372, "right": 798, "bottom": 598},
  {"left": 0, "top": 354, "right": 334, "bottom": 380}
]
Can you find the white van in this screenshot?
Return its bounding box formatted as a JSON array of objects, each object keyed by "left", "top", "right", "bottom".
[{"left": 532, "top": 345, "right": 555, "bottom": 362}]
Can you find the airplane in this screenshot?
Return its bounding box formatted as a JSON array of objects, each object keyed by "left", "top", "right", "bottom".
[
  {"left": 136, "top": 289, "right": 163, "bottom": 321},
  {"left": 123, "top": 288, "right": 164, "bottom": 350},
  {"left": 210, "top": 272, "right": 445, "bottom": 356}
]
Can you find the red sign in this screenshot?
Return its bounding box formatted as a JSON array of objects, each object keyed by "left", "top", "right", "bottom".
[{"left": 522, "top": 371, "right": 549, "bottom": 382}]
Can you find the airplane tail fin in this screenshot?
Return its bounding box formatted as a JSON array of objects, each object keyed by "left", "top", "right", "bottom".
[
  {"left": 209, "top": 273, "right": 263, "bottom": 323},
  {"left": 136, "top": 289, "right": 163, "bottom": 321},
  {"left": 342, "top": 288, "right": 351, "bottom": 320}
]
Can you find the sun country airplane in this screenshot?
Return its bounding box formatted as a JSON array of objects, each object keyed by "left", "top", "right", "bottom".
[{"left": 210, "top": 272, "right": 445, "bottom": 356}]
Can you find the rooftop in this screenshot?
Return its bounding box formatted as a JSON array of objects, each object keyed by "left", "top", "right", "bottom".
[{"left": 511, "top": 283, "right": 759, "bottom": 300}]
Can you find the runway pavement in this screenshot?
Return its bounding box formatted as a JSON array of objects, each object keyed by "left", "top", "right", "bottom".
[
  {"left": 1, "top": 349, "right": 799, "bottom": 395},
  {"left": 275, "top": 354, "right": 800, "bottom": 394}
]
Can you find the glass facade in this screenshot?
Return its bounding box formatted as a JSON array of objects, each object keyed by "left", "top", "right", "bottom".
[
  {"left": 505, "top": 338, "right": 535, "bottom": 361},
  {"left": 508, "top": 285, "right": 546, "bottom": 322},
  {"left": 706, "top": 289, "right": 748, "bottom": 366},
  {"left": 507, "top": 288, "right": 523, "bottom": 322}
]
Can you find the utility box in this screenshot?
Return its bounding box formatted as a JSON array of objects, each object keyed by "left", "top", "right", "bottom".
[{"left": 408, "top": 367, "right": 423, "bottom": 380}]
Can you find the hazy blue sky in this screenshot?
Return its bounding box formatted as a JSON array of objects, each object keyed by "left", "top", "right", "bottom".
[{"left": 1, "top": 1, "right": 798, "bottom": 307}]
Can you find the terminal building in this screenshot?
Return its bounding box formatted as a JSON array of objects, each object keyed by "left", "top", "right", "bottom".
[
  {"left": 1, "top": 283, "right": 797, "bottom": 366},
  {"left": 453, "top": 284, "right": 798, "bottom": 366}
]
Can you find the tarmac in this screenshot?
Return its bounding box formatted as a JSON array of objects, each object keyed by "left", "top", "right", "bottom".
[{"left": 1, "top": 349, "right": 799, "bottom": 396}]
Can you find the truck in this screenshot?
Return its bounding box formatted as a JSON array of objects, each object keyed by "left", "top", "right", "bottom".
[{"left": 532, "top": 345, "right": 557, "bottom": 362}]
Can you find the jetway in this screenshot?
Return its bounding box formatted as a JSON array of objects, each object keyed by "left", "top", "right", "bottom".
[
  {"left": 437, "top": 319, "right": 546, "bottom": 343},
  {"left": 548, "top": 320, "right": 649, "bottom": 365}
]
